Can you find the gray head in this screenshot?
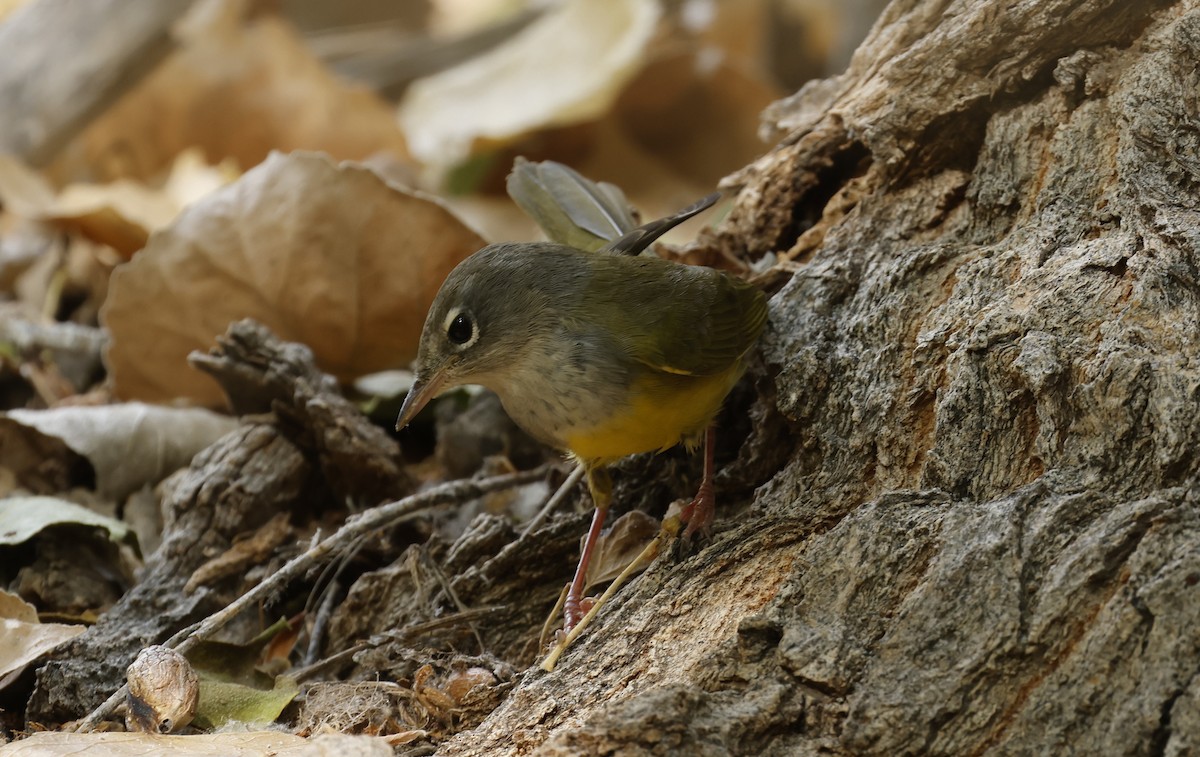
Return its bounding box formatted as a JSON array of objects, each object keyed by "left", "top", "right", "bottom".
[{"left": 394, "top": 242, "right": 567, "bottom": 430}]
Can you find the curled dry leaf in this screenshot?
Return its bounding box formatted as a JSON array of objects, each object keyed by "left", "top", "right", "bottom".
[
  {"left": 399, "top": 0, "right": 661, "bottom": 170},
  {"left": 6, "top": 403, "right": 238, "bottom": 500},
  {"left": 0, "top": 150, "right": 236, "bottom": 256},
  {"left": 583, "top": 509, "right": 660, "bottom": 591},
  {"left": 0, "top": 588, "right": 85, "bottom": 685},
  {"left": 125, "top": 645, "right": 200, "bottom": 734},
  {"left": 103, "top": 151, "right": 486, "bottom": 406},
  {"left": 51, "top": 0, "right": 411, "bottom": 184}
]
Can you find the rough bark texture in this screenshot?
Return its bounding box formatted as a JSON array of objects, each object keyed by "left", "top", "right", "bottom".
[
  {"left": 26, "top": 321, "right": 414, "bottom": 725},
  {"left": 441, "top": 0, "right": 1200, "bottom": 754}
]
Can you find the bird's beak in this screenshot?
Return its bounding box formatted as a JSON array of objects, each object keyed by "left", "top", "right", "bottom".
[{"left": 395, "top": 370, "right": 446, "bottom": 431}]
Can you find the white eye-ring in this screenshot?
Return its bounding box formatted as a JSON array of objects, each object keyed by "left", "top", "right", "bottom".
[{"left": 444, "top": 308, "right": 478, "bottom": 349}]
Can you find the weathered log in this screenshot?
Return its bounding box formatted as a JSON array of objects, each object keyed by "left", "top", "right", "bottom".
[{"left": 439, "top": 0, "right": 1200, "bottom": 754}]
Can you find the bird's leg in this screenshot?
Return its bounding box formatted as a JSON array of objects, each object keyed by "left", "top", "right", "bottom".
[
  {"left": 564, "top": 466, "right": 611, "bottom": 631},
  {"left": 680, "top": 426, "right": 716, "bottom": 538}
]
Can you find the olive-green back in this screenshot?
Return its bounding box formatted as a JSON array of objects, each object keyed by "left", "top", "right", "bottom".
[{"left": 575, "top": 252, "right": 768, "bottom": 378}]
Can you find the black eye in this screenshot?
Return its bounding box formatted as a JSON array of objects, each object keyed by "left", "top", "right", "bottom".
[{"left": 447, "top": 313, "right": 473, "bottom": 344}]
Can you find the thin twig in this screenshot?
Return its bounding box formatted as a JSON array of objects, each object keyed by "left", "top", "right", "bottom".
[
  {"left": 74, "top": 466, "right": 550, "bottom": 732},
  {"left": 420, "top": 548, "right": 486, "bottom": 654},
  {"left": 291, "top": 605, "right": 504, "bottom": 683},
  {"left": 540, "top": 517, "right": 676, "bottom": 671},
  {"left": 521, "top": 463, "right": 585, "bottom": 537},
  {"left": 304, "top": 577, "right": 341, "bottom": 667}
]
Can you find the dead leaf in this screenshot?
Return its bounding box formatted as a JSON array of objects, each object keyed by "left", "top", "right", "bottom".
[
  {"left": 6, "top": 403, "right": 238, "bottom": 500},
  {"left": 0, "top": 731, "right": 309, "bottom": 756},
  {"left": 0, "top": 415, "right": 91, "bottom": 497},
  {"left": 51, "top": 0, "right": 411, "bottom": 185},
  {"left": 0, "top": 150, "right": 237, "bottom": 256},
  {"left": 615, "top": 49, "right": 780, "bottom": 188},
  {"left": 399, "top": 0, "right": 661, "bottom": 170},
  {"left": 0, "top": 496, "right": 133, "bottom": 548},
  {"left": 183, "top": 618, "right": 301, "bottom": 729},
  {"left": 102, "top": 151, "right": 486, "bottom": 406},
  {"left": 185, "top": 512, "right": 292, "bottom": 593},
  {"left": 0, "top": 588, "right": 85, "bottom": 685},
  {"left": 584, "top": 509, "right": 660, "bottom": 590},
  {"left": 193, "top": 674, "right": 299, "bottom": 730}
]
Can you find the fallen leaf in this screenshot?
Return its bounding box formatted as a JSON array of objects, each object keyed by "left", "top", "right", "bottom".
[
  {"left": 0, "top": 731, "right": 308, "bottom": 756},
  {"left": 184, "top": 618, "right": 301, "bottom": 729},
  {"left": 51, "top": 0, "right": 411, "bottom": 185},
  {"left": 0, "top": 150, "right": 237, "bottom": 256},
  {"left": 0, "top": 415, "right": 91, "bottom": 497},
  {"left": 584, "top": 509, "right": 660, "bottom": 590},
  {"left": 0, "top": 496, "right": 133, "bottom": 548},
  {"left": 399, "top": 0, "right": 661, "bottom": 171},
  {"left": 615, "top": 49, "right": 780, "bottom": 188},
  {"left": 192, "top": 674, "right": 299, "bottom": 730},
  {"left": 185, "top": 512, "right": 292, "bottom": 593},
  {"left": 103, "top": 151, "right": 485, "bottom": 406},
  {"left": 0, "top": 588, "right": 85, "bottom": 685},
  {"left": 6, "top": 403, "right": 238, "bottom": 500}
]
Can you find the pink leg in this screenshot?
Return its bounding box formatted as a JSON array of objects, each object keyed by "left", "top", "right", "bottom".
[
  {"left": 679, "top": 426, "right": 716, "bottom": 538},
  {"left": 563, "top": 466, "right": 612, "bottom": 631},
  {"left": 564, "top": 505, "right": 607, "bottom": 630}
]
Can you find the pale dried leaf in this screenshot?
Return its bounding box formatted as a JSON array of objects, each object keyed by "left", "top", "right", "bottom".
[
  {"left": 0, "top": 496, "right": 132, "bottom": 547},
  {"left": 0, "top": 150, "right": 236, "bottom": 255},
  {"left": 6, "top": 403, "right": 238, "bottom": 500},
  {"left": 51, "top": 1, "right": 411, "bottom": 184},
  {"left": 103, "top": 151, "right": 485, "bottom": 406},
  {"left": 0, "top": 731, "right": 308, "bottom": 756},
  {"left": 0, "top": 589, "right": 85, "bottom": 683},
  {"left": 0, "top": 589, "right": 38, "bottom": 623},
  {"left": 291, "top": 735, "right": 395, "bottom": 757},
  {"left": 399, "top": 0, "right": 661, "bottom": 169}
]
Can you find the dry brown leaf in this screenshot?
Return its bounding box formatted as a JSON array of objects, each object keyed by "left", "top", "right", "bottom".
[
  {"left": 399, "top": 0, "right": 661, "bottom": 171},
  {"left": 615, "top": 48, "right": 780, "bottom": 188},
  {"left": 0, "top": 150, "right": 236, "bottom": 256},
  {"left": 50, "top": 0, "right": 411, "bottom": 185},
  {"left": 584, "top": 509, "right": 660, "bottom": 590},
  {"left": 0, "top": 588, "right": 86, "bottom": 685},
  {"left": 103, "top": 151, "right": 486, "bottom": 406},
  {"left": 5, "top": 403, "right": 238, "bottom": 500}
]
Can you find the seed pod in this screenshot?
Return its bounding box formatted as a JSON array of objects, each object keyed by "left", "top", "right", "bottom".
[{"left": 125, "top": 645, "right": 199, "bottom": 734}]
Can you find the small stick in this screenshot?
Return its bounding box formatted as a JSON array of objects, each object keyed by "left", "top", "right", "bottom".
[
  {"left": 521, "top": 464, "right": 584, "bottom": 537},
  {"left": 303, "top": 577, "right": 341, "bottom": 667},
  {"left": 539, "top": 517, "right": 677, "bottom": 672},
  {"left": 74, "top": 465, "right": 550, "bottom": 732}
]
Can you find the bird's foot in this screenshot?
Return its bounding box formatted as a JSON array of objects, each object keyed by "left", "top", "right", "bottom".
[
  {"left": 563, "top": 593, "right": 596, "bottom": 633},
  {"left": 679, "top": 481, "right": 715, "bottom": 539}
]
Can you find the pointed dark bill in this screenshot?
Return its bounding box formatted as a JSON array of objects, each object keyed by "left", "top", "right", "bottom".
[{"left": 394, "top": 371, "right": 446, "bottom": 431}]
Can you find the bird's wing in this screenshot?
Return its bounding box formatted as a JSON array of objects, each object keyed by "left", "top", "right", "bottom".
[
  {"left": 585, "top": 256, "right": 769, "bottom": 377},
  {"left": 507, "top": 158, "right": 636, "bottom": 251}
]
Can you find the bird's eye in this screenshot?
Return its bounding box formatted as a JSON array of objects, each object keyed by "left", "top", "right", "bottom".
[{"left": 447, "top": 313, "right": 473, "bottom": 345}]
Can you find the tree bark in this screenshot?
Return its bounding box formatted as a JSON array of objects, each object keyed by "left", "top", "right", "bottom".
[{"left": 442, "top": 0, "right": 1200, "bottom": 754}]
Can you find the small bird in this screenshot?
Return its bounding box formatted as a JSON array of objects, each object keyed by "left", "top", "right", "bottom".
[{"left": 396, "top": 167, "right": 767, "bottom": 634}]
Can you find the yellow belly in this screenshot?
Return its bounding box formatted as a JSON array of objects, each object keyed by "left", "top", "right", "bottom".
[{"left": 565, "top": 362, "right": 744, "bottom": 465}]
